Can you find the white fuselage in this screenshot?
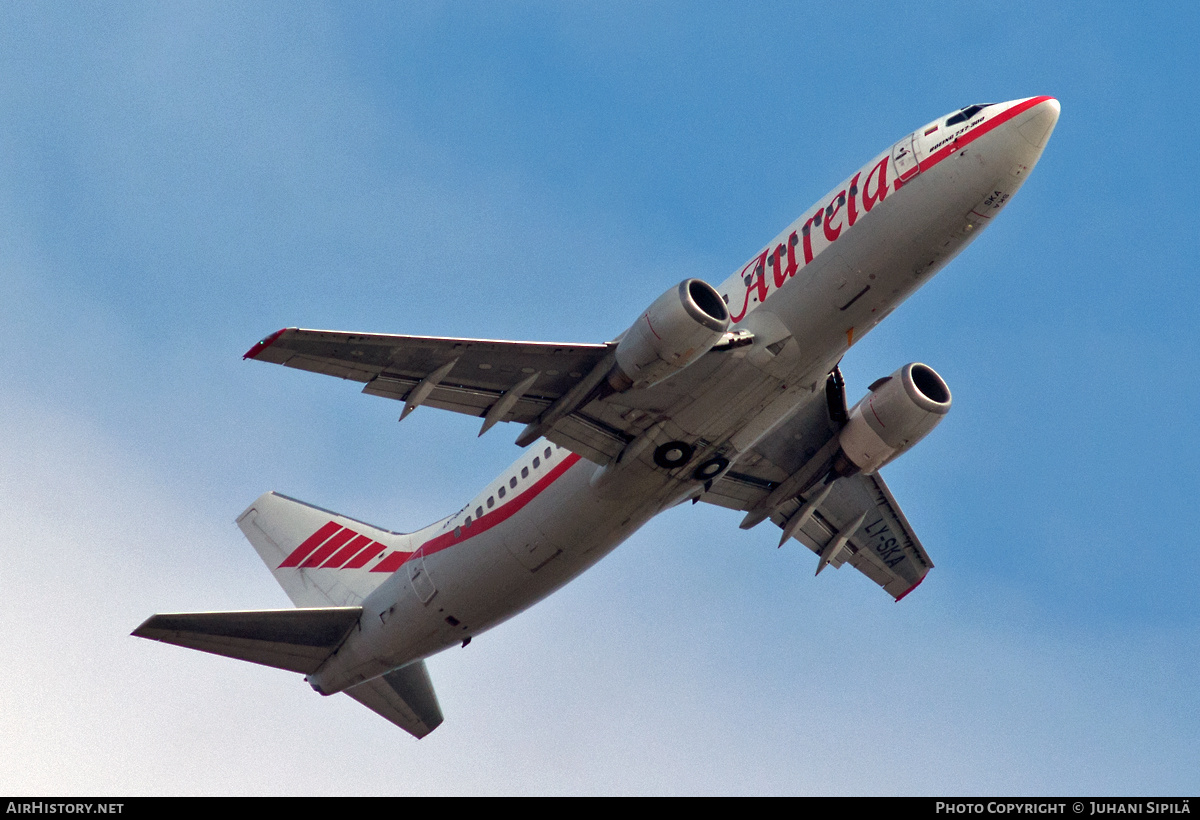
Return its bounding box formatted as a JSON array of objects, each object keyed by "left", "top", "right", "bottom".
[{"left": 307, "top": 96, "right": 1060, "bottom": 696}]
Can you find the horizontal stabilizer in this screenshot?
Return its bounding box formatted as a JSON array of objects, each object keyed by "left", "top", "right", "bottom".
[
  {"left": 132, "top": 607, "right": 361, "bottom": 674},
  {"left": 344, "top": 661, "right": 444, "bottom": 739}
]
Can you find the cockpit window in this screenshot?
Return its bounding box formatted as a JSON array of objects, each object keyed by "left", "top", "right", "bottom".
[{"left": 945, "top": 104, "right": 990, "bottom": 127}]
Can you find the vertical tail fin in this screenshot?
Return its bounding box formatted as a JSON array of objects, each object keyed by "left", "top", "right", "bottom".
[{"left": 237, "top": 492, "right": 414, "bottom": 608}]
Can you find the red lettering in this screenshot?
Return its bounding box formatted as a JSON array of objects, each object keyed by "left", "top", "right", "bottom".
[
  {"left": 770, "top": 235, "right": 801, "bottom": 287},
  {"left": 750, "top": 254, "right": 768, "bottom": 303},
  {"left": 728, "top": 250, "right": 769, "bottom": 323},
  {"left": 768, "top": 236, "right": 798, "bottom": 286},
  {"left": 770, "top": 244, "right": 786, "bottom": 288},
  {"left": 863, "top": 157, "right": 889, "bottom": 212},
  {"left": 729, "top": 289, "right": 752, "bottom": 323},
  {"left": 823, "top": 190, "right": 846, "bottom": 243},
  {"left": 846, "top": 172, "right": 861, "bottom": 227}
]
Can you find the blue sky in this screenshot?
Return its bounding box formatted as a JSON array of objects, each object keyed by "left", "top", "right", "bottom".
[{"left": 1, "top": 2, "right": 1197, "bottom": 795}]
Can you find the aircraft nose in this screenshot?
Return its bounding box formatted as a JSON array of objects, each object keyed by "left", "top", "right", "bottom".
[{"left": 1017, "top": 97, "right": 1060, "bottom": 149}]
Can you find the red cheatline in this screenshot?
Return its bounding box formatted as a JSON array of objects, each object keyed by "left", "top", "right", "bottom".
[
  {"left": 918, "top": 97, "right": 1053, "bottom": 175},
  {"left": 371, "top": 452, "right": 582, "bottom": 572},
  {"left": 371, "top": 549, "right": 415, "bottom": 574}
]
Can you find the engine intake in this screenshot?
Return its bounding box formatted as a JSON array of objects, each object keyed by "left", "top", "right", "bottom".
[
  {"left": 612, "top": 279, "right": 730, "bottom": 390},
  {"left": 836, "top": 363, "right": 951, "bottom": 474}
]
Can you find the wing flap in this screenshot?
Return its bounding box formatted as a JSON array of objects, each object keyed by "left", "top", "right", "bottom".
[
  {"left": 361, "top": 375, "right": 553, "bottom": 423},
  {"left": 769, "top": 472, "right": 932, "bottom": 599},
  {"left": 698, "top": 470, "right": 776, "bottom": 511},
  {"left": 698, "top": 374, "right": 934, "bottom": 599},
  {"left": 545, "top": 412, "right": 629, "bottom": 465}
]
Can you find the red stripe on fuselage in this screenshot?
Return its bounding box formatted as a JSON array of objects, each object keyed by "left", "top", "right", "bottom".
[
  {"left": 370, "top": 547, "right": 413, "bottom": 574},
  {"left": 370, "top": 452, "right": 584, "bottom": 573},
  {"left": 278, "top": 521, "right": 342, "bottom": 568},
  {"left": 917, "top": 96, "right": 1053, "bottom": 174},
  {"left": 724, "top": 98, "right": 1053, "bottom": 326}
]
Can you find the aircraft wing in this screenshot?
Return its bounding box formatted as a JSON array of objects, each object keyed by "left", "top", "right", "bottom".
[
  {"left": 701, "top": 385, "right": 933, "bottom": 600},
  {"left": 245, "top": 327, "right": 615, "bottom": 437},
  {"left": 244, "top": 327, "right": 778, "bottom": 465}
]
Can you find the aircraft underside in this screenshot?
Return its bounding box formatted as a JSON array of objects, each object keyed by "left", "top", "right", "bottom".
[{"left": 135, "top": 96, "right": 1060, "bottom": 738}]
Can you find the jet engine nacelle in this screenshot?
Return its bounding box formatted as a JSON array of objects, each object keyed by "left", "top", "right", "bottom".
[
  {"left": 613, "top": 279, "right": 730, "bottom": 390},
  {"left": 837, "top": 363, "right": 952, "bottom": 474}
]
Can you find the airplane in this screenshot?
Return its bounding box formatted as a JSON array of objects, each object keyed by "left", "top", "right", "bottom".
[{"left": 135, "top": 95, "right": 1060, "bottom": 739}]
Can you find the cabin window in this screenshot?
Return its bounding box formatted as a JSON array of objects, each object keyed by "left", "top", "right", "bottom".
[
  {"left": 476, "top": 506, "right": 483, "bottom": 518},
  {"left": 465, "top": 516, "right": 472, "bottom": 527},
  {"left": 487, "top": 497, "right": 494, "bottom": 508},
  {"left": 521, "top": 467, "right": 529, "bottom": 479},
  {"left": 533, "top": 457, "right": 541, "bottom": 469},
  {"left": 510, "top": 477, "right": 518, "bottom": 489},
  {"left": 545, "top": 447, "right": 553, "bottom": 458},
  {"left": 498, "top": 486, "right": 506, "bottom": 499}
]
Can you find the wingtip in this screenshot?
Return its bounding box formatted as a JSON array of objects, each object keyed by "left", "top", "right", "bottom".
[
  {"left": 244, "top": 328, "right": 288, "bottom": 360},
  {"left": 894, "top": 574, "right": 927, "bottom": 602},
  {"left": 131, "top": 614, "right": 158, "bottom": 638}
]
